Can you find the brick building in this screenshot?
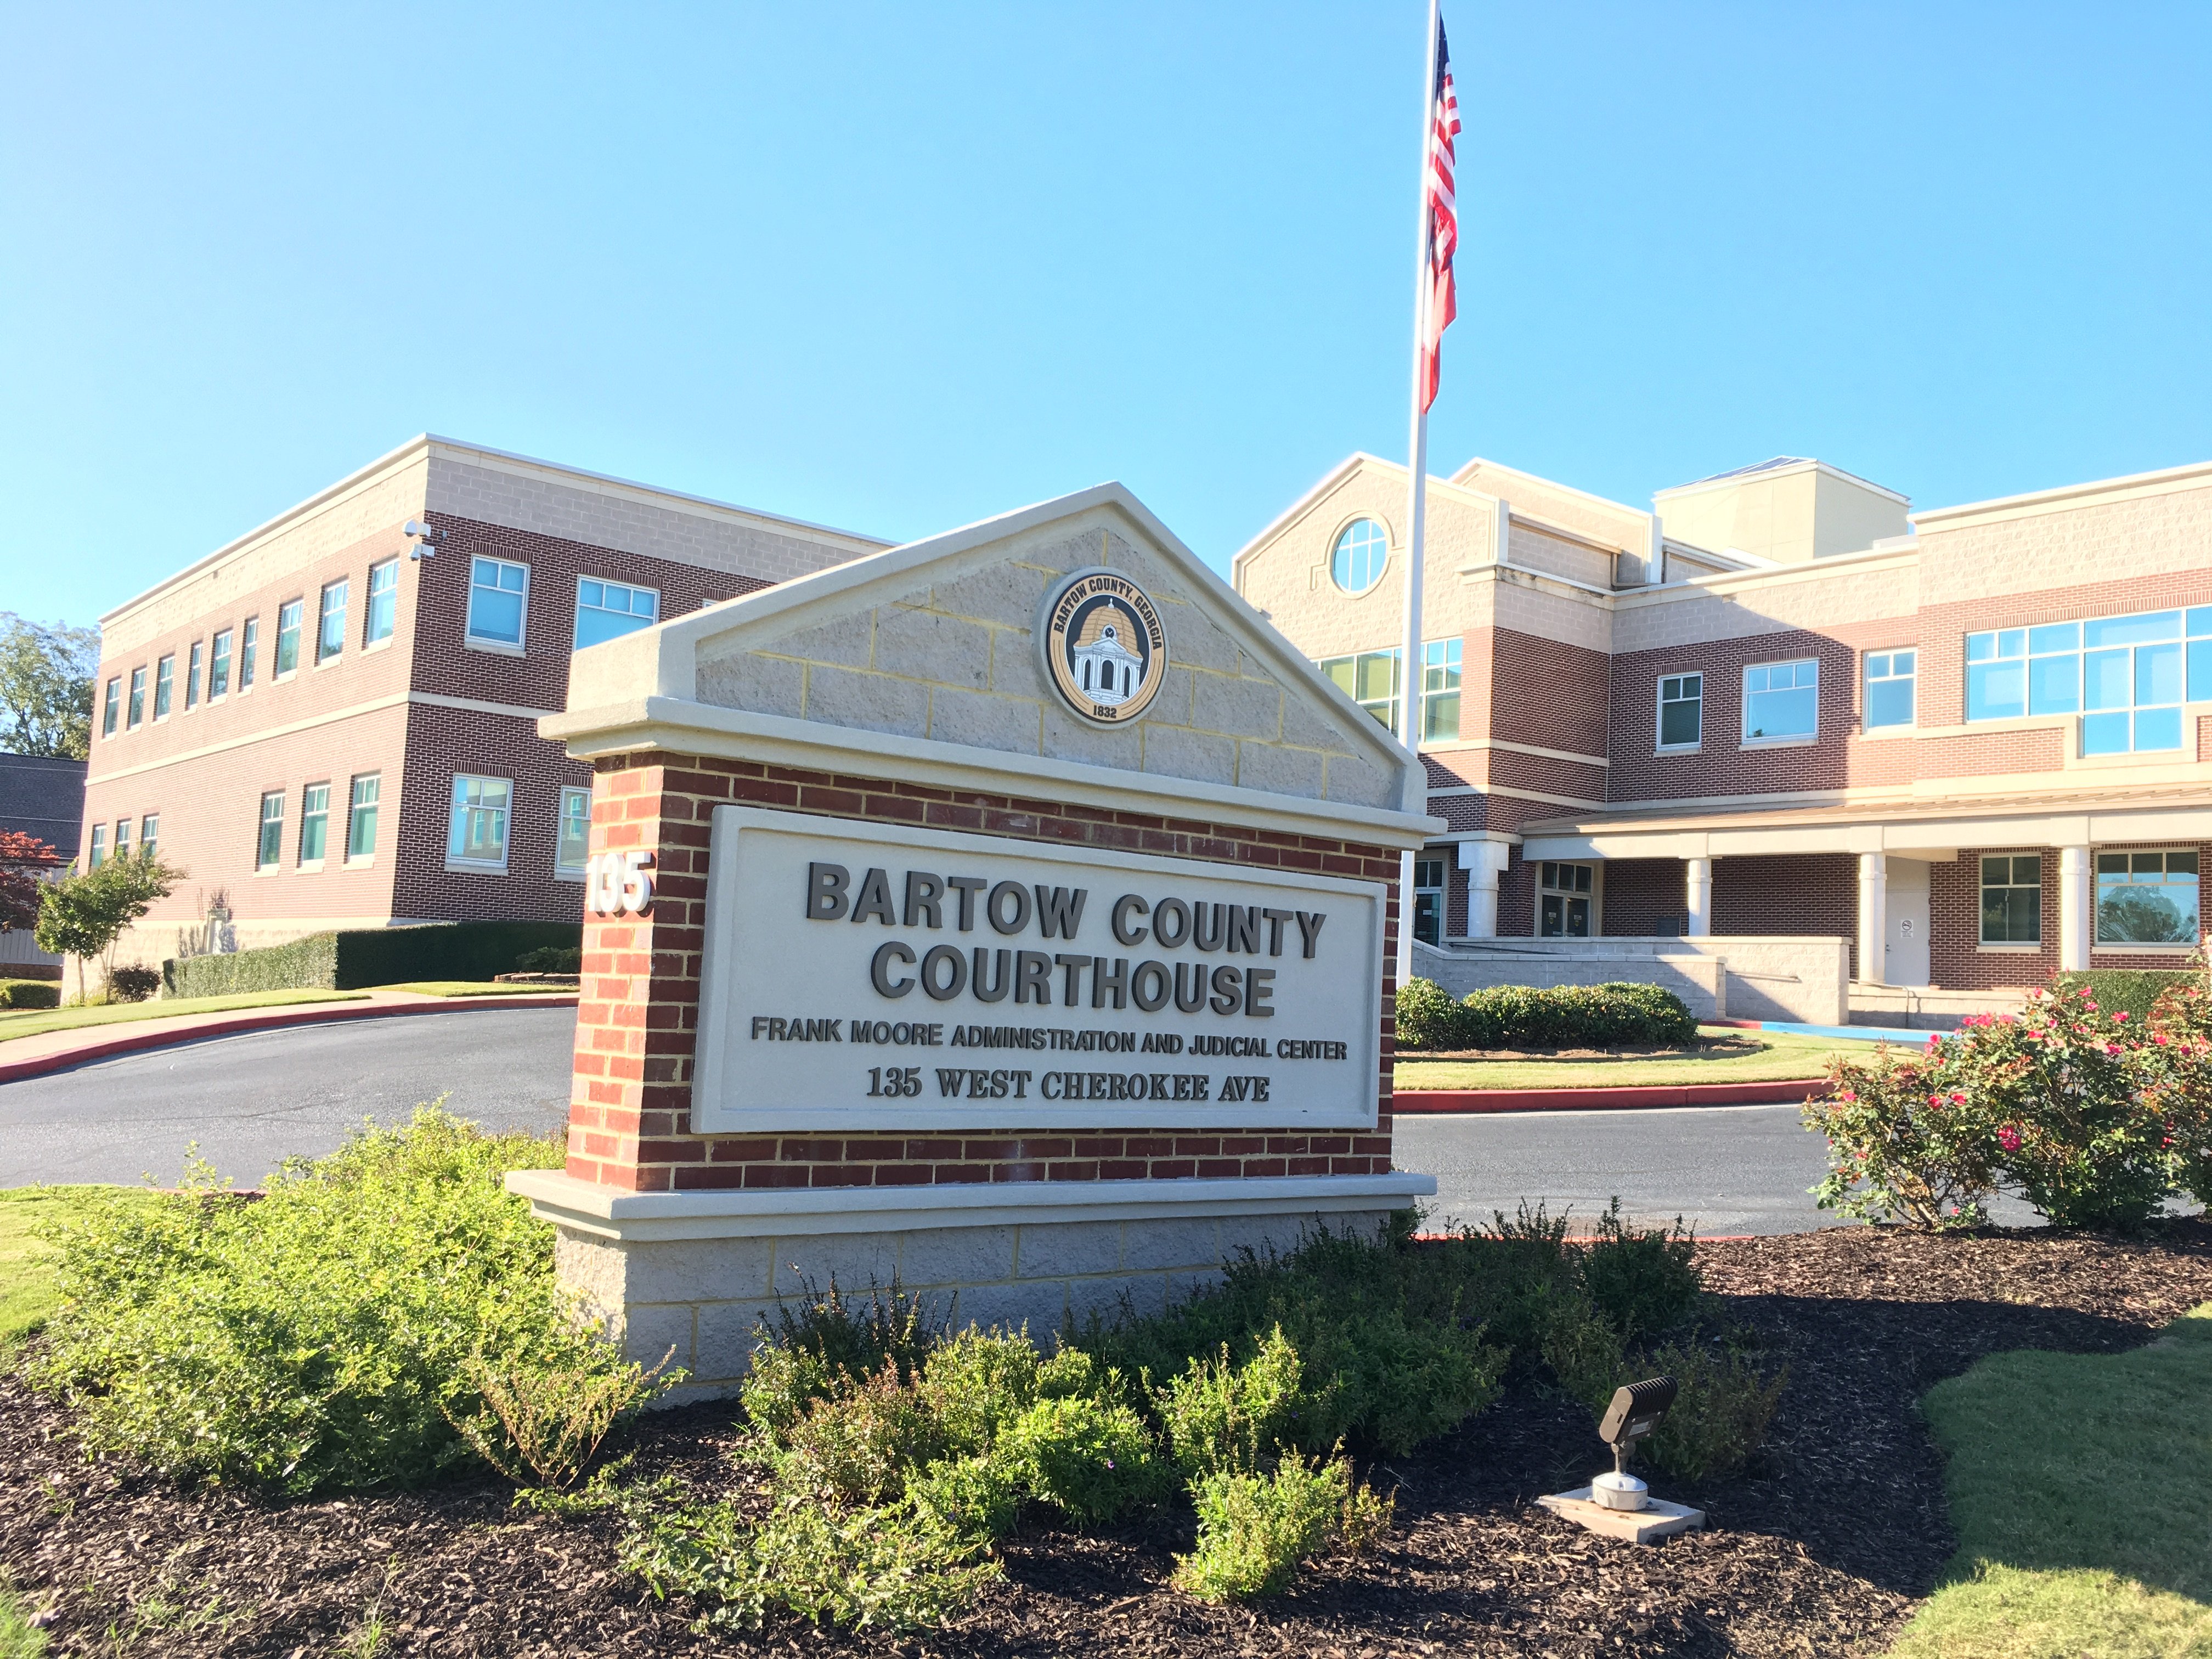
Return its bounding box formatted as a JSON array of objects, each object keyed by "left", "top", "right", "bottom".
[
  {"left": 1235, "top": 453, "right": 2212, "bottom": 1020},
  {"left": 81, "top": 437, "right": 887, "bottom": 972}
]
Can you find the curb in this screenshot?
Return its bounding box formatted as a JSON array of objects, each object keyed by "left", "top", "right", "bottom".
[
  {"left": 1393, "top": 1077, "right": 1828, "bottom": 1114},
  {"left": 0, "top": 995, "right": 578, "bottom": 1086}
]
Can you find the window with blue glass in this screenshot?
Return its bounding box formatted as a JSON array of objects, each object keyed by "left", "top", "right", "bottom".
[
  {"left": 1329, "top": 520, "right": 1389, "bottom": 594},
  {"left": 2096, "top": 850, "right": 2199, "bottom": 945},
  {"left": 466, "top": 557, "right": 529, "bottom": 648},
  {"left": 1966, "top": 607, "right": 2212, "bottom": 754},
  {"left": 1742, "top": 659, "right": 1818, "bottom": 742},
  {"left": 1863, "top": 650, "right": 1915, "bottom": 729},
  {"left": 573, "top": 577, "right": 660, "bottom": 650}
]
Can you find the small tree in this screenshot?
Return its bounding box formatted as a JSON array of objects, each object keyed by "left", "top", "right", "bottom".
[
  {"left": 0, "top": 828, "right": 61, "bottom": 934},
  {"left": 35, "top": 849, "right": 182, "bottom": 1003}
]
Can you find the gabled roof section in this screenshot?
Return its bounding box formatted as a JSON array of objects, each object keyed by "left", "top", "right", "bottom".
[{"left": 551, "top": 483, "right": 1439, "bottom": 847}]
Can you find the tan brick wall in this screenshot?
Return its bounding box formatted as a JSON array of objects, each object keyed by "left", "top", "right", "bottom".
[{"left": 565, "top": 753, "right": 1403, "bottom": 1197}]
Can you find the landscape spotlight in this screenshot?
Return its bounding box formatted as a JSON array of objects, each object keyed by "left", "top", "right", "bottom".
[{"left": 1592, "top": 1376, "right": 1678, "bottom": 1512}]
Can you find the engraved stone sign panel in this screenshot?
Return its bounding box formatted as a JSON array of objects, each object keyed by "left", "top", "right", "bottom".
[{"left": 693, "top": 806, "right": 1386, "bottom": 1133}]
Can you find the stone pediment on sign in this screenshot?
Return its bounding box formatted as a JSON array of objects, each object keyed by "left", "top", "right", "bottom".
[{"left": 553, "top": 485, "right": 1427, "bottom": 827}]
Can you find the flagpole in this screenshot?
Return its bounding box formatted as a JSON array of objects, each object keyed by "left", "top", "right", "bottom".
[{"left": 1395, "top": 0, "right": 1442, "bottom": 994}]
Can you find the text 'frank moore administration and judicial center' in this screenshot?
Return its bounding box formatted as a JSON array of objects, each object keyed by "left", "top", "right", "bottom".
[{"left": 83, "top": 439, "right": 2212, "bottom": 1029}]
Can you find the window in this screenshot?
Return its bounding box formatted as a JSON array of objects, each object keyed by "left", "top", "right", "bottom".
[
  {"left": 1979, "top": 854, "right": 2041, "bottom": 945},
  {"left": 1420, "top": 639, "right": 1462, "bottom": 743},
  {"left": 256, "top": 791, "right": 285, "bottom": 870},
  {"left": 1318, "top": 648, "right": 1401, "bottom": 735},
  {"left": 298, "top": 783, "right": 330, "bottom": 866},
  {"left": 364, "top": 558, "right": 398, "bottom": 646},
  {"left": 1864, "top": 650, "right": 1915, "bottom": 730},
  {"left": 1743, "top": 659, "right": 1818, "bottom": 742},
  {"left": 1412, "top": 856, "right": 1446, "bottom": 946},
  {"left": 2096, "top": 850, "right": 2200, "bottom": 946},
  {"left": 573, "top": 577, "right": 660, "bottom": 650},
  {"left": 274, "top": 600, "right": 303, "bottom": 676},
  {"left": 240, "top": 617, "right": 259, "bottom": 688},
  {"left": 102, "top": 677, "right": 120, "bottom": 736},
  {"left": 448, "top": 774, "right": 513, "bottom": 868},
  {"left": 1329, "top": 520, "right": 1389, "bottom": 594},
  {"left": 87, "top": 823, "right": 105, "bottom": 868},
  {"left": 127, "top": 667, "right": 146, "bottom": 729},
  {"left": 139, "top": 814, "right": 159, "bottom": 859},
  {"left": 210, "top": 629, "right": 233, "bottom": 698},
  {"left": 556, "top": 784, "right": 592, "bottom": 874},
  {"left": 184, "top": 642, "right": 202, "bottom": 710},
  {"left": 1966, "top": 608, "right": 2212, "bottom": 754},
  {"left": 1657, "top": 673, "right": 1702, "bottom": 749},
  {"left": 346, "top": 774, "right": 381, "bottom": 860},
  {"left": 153, "top": 654, "right": 174, "bottom": 719},
  {"left": 112, "top": 818, "right": 131, "bottom": 860},
  {"left": 1538, "top": 861, "right": 1594, "bottom": 937},
  {"left": 467, "top": 557, "right": 529, "bottom": 647},
  {"left": 316, "top": 580, "right": 348, "bottom": 664}
]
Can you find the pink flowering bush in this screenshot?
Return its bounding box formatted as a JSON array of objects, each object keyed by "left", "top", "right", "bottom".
[
  {"left": 1802, "top": 1043, "right": 2000, "bottom": 1230},
  {"left": 1806, "top": 980, "right": 2212, "bottom": 1232}
]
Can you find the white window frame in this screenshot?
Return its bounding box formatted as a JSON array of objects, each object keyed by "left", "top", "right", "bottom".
[
  {"left": 1655, "top": 673, "right": 1703, "bottom": 753},
  {"left": 153, "top": 653, "right": 174, "bottom": 721},
  {"left": 273, "top": 599, "right": 304, "bottom": 679},
  {"left": 140, "top": 814, "right": 159, "bottom": 859},
  {"left": 1862, "top": 648, "right": 1916, "bottom": 734},
  {"left": 555, "top": 784, "right": 593, "bottom": 878},
  {"left": 255, "top": 790, "right": 285, "bottom": 873},
  {"left": 1328, "top": 518, "right": 1391, "bottom": 596},
  {"left": 209, "top": 629, "right": 233, "bottom": 700},
  {"left": 363, "top": 557, "right": 399, "bottom": 649},
  {"left": 315, "top": 579, "right": 348, "bottom": 666},
  {"left": 87, "top": 822, "right": 105, "bottom": 868},
  {"left": 184, "top": 641, "right": 202, "bottom": 711},
  {"left": 572, "top": 575, "right": 661, "bottom": 651},
  {"left": 297, "top": 781, "right": 331, "bottom": 870},
  {"left": 346, "top": 772, "right": 381, "bottom": 864},
  {"left": 447, "top": 772, "right": 514, "bottom": 872},
  {"left": 1741, "top": 658, "right": 1819, "bottom": 747},
  {"left": 465, "top": 557, "right": 531, "bottom": 654},
  {"left": 1977, "top": 850, "right": 2043, "bottom": 950},
  {"left": 1418, "top": 637, "right": 1462, "bottom": 746}
]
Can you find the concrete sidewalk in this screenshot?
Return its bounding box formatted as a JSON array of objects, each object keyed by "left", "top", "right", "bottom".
[{"left": 0, "top": 989, "right": 579, "bottom": 1085}]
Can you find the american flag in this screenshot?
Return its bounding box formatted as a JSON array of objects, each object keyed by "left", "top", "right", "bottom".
[{"left": 1419, "top": 14, "right": 1461, "bottom": 413}]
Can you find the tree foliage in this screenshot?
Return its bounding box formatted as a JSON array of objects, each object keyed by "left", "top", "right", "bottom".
[
  {"left": 34, "top": 849, "right": 181, "bottom": 1001},
  {"left": 0, "top": 613, "right": 99, "bottom": 760},
  {"left": 0, "top": 830, "right": 61, "bottom": 934}
]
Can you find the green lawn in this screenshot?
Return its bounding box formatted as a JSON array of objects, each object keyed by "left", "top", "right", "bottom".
[
  {"left": 0, "top": 1186, "right": 157, "bottom": 1350},
  {"left": 1888, "top": 1304, "right": 2212, "bottom": 1658},
  {"left": 1396, "top": 1028, "right": 1871, "bottom": 1091},
  {"left": 0, "top": 988, "right": 367, "bottom": 1044},
  {"left": 382, "top": 980, "right": 576, "bottom": 998}
]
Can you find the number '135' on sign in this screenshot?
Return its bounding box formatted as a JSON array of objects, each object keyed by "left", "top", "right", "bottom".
[{"left": 588, "top": 850, "right": 655, "bottom": 916}]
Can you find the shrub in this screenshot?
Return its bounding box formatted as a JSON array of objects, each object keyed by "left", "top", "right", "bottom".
[
  {"left": 621, "top": 1489, "right": 997, "bottom": 1633},
  {"left": 997, "top": 1394, "right": 1167, "bottom": 1522},
  {"left": 449, "top": 1346, "right": 675, "bottom": 1489},
  {"left": 1579, "top": 1199, "right": 1700, "bottom": 1341},
  {"left": 2053, "top": 968, "right": 2200, "bottom": 1023},
  {"left": 0, "top": 979, "right": 59, "bottom": 1010},
  {"left": 1638, "top": 1334, "right": 1786, "bottom": 1481},
  {"left": 1539, "top": 1290, "right": 1627, "bottom": 1406},
  {"left": 1158, "top": 1327, "right": 1302, "bottom": 1476},
  {"left": 26, "top": 1105, "right": 620, "bottom": 1494},
  {"left": 105, "top": 963, "right": 159, "bottom": 1002},
  {"left": 1172, "top": 1455, "right": 1392, "bottom": 1602},
  {"left": 515, "top": 945, "right": 583, "bottom": 973},
  {"left": 915, "top": 1324, "right": 1043, "bottom": 1455},
  {"left": 1392, "top": 979, "right": 1698, "bottom": 1051},
  {"left": 163, "top": 920, "right": 583, "bottom": 997},
  {"left": 770, "top": 1362, "right": 950, "bottom": 1505},
  {"left": 2151, "top": 980, "right": 2212, "bottom": 1207},
  {"left": 1803, "top": 1041, "right": 2001, "bottom": 1230},
  {"left": 1089, "top": 1222, "right": 1506, "bottom": 1457},
  {"left": 907, "top": 1452, "right": 1022, "bottom": 1542}
]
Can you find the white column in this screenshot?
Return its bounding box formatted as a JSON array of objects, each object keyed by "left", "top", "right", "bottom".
[
  {"left": 2059, "top": 844, "right": 2092, "bottom": 972},
  {"left": 1684, "top": 857, "right": 1713, "bottom": 938},
  {"left": 1857, "top": 851, "right": 1888, "bottom": 985},
  {"left": 1458, "top": 840, "right": 1509, "bottom": 939}
]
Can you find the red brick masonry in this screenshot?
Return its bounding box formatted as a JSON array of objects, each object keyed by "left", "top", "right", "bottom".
[{"left": 566, "top": 753, "right": 1404, "bottom": 1195}]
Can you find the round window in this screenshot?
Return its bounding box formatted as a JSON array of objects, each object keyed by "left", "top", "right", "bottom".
[{"left": 1330, "top": 519, "right": 1389, "bottom": 593}]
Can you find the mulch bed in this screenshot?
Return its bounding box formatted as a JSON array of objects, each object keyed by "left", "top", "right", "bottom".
[{"left": 7, "top": 1219, "right": 2212, "bottom": 1657}]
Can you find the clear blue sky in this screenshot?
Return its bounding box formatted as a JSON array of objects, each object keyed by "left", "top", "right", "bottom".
[{"left": 7, "top": 3, "right": 2210, "bottom": 628}]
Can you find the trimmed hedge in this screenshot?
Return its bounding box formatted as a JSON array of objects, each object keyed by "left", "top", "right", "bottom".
[
  {"left": 164, "top": 921, "right": 583, "bottom": 998},
  {"left": 1395, "top": 977, "right": 1698, "bottom": 1051},
  {"left": 2051, "top": 968, "right": 2203, "bottom": 1023},
  {"left": 0, "top": 978, "right": 61, "bottom": 1009}
]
